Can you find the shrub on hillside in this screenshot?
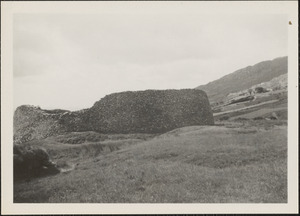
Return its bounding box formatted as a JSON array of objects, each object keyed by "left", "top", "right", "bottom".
[
  {"left": 14, "top": 145, "right": 60, "bottom": 181},
  {"left": 253, "top": 116, "right": 264, "bottom": 120},
  {"left": 234, "top": 117, "right": 249, "bottom": 121},
  {"left": 255, "top": 87, "right": 268, "bottom": 94}
]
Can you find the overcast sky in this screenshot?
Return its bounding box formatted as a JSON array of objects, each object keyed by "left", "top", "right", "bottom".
[{"left": 13, "top": 12, "right": 287, "bottom": 111}]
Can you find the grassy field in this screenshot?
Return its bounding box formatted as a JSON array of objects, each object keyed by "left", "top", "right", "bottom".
[
  {"left": 214, "top": 91, "right": 287, "bottom": 122},
  {"left": 14, "top": 119, "right": 287, "bottom": 203}
]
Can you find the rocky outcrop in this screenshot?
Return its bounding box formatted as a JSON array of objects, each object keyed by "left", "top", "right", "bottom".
[
  {"left": 196, "top": 56, "right": 288, "bottom": 103},
  {"left": 14, "top": 89, "right": 214, "bottom": 143},
  {"left": 14, "top": 144, "right": 60, "bottom": 181},
  {"left": 223, "top": 73, "right": 287, "bottom": 106}
]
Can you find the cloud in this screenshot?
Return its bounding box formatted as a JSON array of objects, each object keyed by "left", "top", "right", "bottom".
[{"left": 13, "top": 13, "right": 288, "bottom": 110}]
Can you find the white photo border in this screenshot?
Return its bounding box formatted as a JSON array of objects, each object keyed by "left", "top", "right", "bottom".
[{"left": 1, "top": 1, "right": 298, "bottom": 214}]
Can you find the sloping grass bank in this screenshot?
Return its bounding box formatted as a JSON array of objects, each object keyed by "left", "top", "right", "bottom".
[{"left": 14, "top": 124, "right": 287, "bottom": 203}]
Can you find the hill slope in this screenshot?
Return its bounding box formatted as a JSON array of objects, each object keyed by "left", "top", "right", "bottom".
[
  {"left": 14, "top": 122, "right": 287, "bottom": 203},
  {"left": 196, "top": 56, "right": 287, "bottom": 103}
]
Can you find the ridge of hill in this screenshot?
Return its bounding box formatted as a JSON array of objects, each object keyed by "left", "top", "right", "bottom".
[{"left": 196, "top": 56, "right": 287, "bottom": 103}]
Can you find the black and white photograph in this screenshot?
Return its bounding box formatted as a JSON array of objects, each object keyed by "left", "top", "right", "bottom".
[{"left": 1, "top": 1, "right": 298, "bottom": 214}]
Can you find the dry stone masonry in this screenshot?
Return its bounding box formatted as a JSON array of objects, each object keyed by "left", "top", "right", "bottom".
[
  {"left": 14, "top": 89, "right": 214, "bottom": 143},
  {"left": 86, "top": 89, "right": 214, "bottom": 133},
  {"left": 13, "top": 105, "right": 67, "bottom": 144}
]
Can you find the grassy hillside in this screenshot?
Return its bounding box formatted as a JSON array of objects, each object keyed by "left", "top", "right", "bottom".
[
  {"left": 14, "top": 121, "right": 287, "bottom": 203},
  {"left": 213, "top": 89, "right": 287, "bottom": 121},
  {"left": 196, "top": 56, "right": 287, "bottom": 103}
]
